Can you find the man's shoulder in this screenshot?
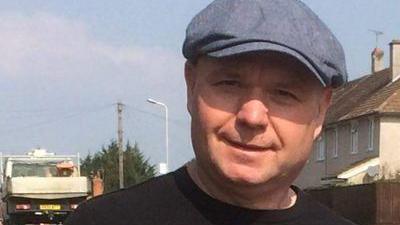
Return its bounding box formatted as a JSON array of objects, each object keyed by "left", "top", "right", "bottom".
[
  {"left": 64, "top": 171, "right": 183, "bottom": 225},
  {"left": 88, "top": 172, "right": 177, "bottom": 209}
]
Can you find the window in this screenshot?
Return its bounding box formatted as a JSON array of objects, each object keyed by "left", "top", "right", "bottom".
[
  {"left": 316, "top": 133, "right": 325, "bottom": 161},
  {"left": 333, "top": 127, "right": 338, "bottom": 158},
  {"left": 367, "top": 118, "right": 374, "bottom": 151},
  {"left": 350, "top": 121, "right": 358, "bottom": 154},
  {"left": 12, "top": 162, "right": 58, "bottom": 177}
]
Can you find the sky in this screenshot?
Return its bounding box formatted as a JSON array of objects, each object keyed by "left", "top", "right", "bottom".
[{"left": 0, "top": 0, "right": 399, "bottom": 170}]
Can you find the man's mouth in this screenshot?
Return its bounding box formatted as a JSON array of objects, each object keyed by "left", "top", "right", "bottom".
[{"left": 222, "top": 137, "right": 273, "bottom": 152}]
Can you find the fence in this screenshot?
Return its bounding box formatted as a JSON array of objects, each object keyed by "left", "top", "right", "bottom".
[{"left": 307, "top": 182, "right": 400, "bottom": 225}]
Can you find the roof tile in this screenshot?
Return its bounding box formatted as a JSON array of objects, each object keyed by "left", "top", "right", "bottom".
[{"left": 326, "top": 68, "right": 393, "bottom": 124}]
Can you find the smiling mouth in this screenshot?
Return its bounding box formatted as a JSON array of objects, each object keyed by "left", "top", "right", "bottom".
[{"left": 222, "top": 137, "right": 274, "bottom": 152}]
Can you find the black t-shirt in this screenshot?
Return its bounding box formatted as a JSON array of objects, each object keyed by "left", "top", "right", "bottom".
[{"left": 64, "top": 167, "right": 356, "bottom": 225}]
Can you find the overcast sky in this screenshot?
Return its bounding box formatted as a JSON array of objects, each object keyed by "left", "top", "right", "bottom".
[{"left": 0, "top": 0, "right": 399, "bottom": 170}]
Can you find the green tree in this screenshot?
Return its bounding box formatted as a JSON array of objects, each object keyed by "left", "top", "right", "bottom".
[{"left": 81, "top": 140, "right": 156, "bottom": 193}]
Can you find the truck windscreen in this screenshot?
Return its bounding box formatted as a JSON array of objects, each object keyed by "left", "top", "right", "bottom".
[{"left": 12, "top": 162, "right": 58, "bottom": 177}]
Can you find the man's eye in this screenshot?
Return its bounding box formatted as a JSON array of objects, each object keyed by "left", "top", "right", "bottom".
[{"left": 275, "top": 89, "right": 298, "bottom": 100}]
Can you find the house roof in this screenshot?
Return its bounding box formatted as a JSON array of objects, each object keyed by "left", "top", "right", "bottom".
[
  {"left": 325, "top": 68, "right": 400, "bottom": 124},
  {"left": 337, "top": 157, "right": 379, "bottom": 179}
]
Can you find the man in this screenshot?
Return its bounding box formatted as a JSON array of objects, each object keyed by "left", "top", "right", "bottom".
[{"left": 65, "top": 0, "right": 355, "bottom": 224}]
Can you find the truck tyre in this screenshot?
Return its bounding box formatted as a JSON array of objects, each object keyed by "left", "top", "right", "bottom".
[
  {"left": 6, "top": 216, "right": 21, "bottom": 225},
  {"left": 4, "top": 219, "right": 13, "bottom": 225}
]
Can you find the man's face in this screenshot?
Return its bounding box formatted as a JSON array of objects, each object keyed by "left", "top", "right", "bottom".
[{"left": 185, "top": 52, "right": 331, "bottom": 187}]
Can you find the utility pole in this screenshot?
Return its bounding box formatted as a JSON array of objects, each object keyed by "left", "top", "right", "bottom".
[{"left": 117, "top": 102, "right": 124, "bottom": 189}]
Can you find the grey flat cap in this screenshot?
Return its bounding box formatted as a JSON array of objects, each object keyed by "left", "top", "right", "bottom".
[{"left": 182, "top": 0, "right": 347, "bottom": 87}]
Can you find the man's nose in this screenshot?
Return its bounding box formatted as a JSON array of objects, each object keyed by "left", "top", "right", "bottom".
[{"left": 236, "top": 98, "right": 269, "bottom": 129}]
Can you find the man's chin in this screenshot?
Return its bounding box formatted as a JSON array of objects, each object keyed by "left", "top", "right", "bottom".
[{"left": 218, "top": 166, "right": 278, "bottom": 187}]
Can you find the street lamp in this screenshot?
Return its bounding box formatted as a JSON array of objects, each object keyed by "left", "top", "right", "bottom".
[{"left": 147, "top": 98, "right": 169, "bottom": 174}]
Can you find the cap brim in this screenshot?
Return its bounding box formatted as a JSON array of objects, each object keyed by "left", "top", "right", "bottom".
[{"left": 206, "top": 42, "right": 326, "bottom": 87}]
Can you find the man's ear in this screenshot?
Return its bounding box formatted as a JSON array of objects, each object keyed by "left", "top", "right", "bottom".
[
  {"left": 313, "top": 87, "right": 332, "bottom": 139},
  {"left": 184, "top": 61, "right": 197, "bottom": 115}
]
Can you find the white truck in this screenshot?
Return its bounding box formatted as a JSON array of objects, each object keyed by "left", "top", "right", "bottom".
[{"left": 0, "top": 149, "right": 91, "bottom": 225}]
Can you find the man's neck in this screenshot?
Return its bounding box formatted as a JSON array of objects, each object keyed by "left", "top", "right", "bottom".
[{"left": 186, "top": 160, "right": 297, "bottom": 210}]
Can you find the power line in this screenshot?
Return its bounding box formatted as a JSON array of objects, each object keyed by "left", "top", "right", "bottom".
[
  {"left": 124, "top": 104, "right": 188, "bottom": 128},
  {"left": 0, "top": 103, "right": 115, "bottom": 114},
  {"left": 0, "top": 104, "right": 114, "bottom": 135}
]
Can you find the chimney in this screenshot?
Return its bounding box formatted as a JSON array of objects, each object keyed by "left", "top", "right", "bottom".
[
  {"left": 91, "top": 171, "right": 104, "bottom": 197},
  {"left": 371, "top": 48, "right": 384, "bottom": 73},
  {"left": 390, "top": 40, "right": 400, "bottom": 81}
]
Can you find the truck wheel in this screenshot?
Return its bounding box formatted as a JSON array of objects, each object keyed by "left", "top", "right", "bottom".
[{"left": 5, "top": 216, "right": 21, "bottom": 225}]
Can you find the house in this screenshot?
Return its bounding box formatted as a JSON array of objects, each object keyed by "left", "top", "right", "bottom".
[{"left": 296, "top": 40, "right": 400, "bottom": 189}]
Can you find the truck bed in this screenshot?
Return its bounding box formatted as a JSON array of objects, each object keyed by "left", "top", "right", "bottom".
[{"left": 4, "top": 177, "right": 89, "bottom": 199}]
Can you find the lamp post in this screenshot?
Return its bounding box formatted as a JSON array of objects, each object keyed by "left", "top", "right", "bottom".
[{"left": 147, "top": 98, "right": 169, "bottom": 174}]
